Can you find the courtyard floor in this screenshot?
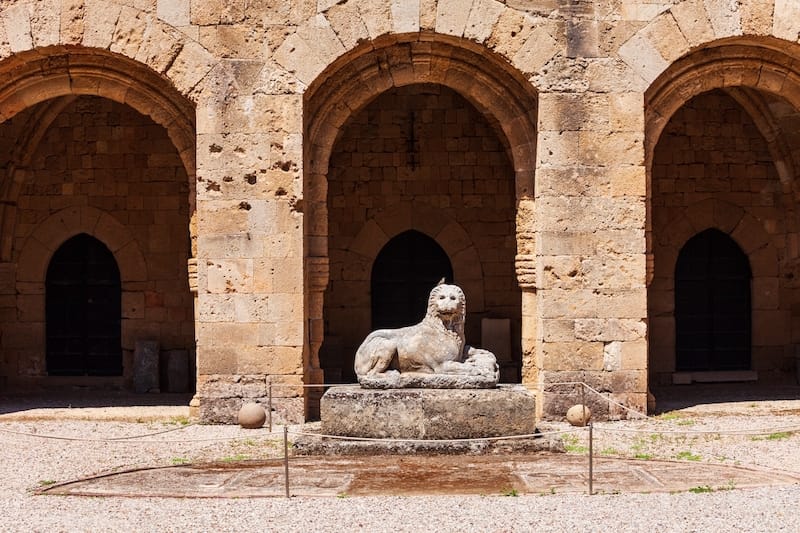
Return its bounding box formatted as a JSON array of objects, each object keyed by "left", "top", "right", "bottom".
[{"left": 1, "top": 385, "right": 799, "bottom": 531}]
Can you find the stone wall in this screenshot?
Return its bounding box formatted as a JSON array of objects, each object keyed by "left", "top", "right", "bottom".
[{"left": 2, "top": 0, "right": 800, "bottom": 421}]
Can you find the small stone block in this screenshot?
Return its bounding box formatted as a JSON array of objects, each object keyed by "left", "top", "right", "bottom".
[
  {"left": 133, "top": 340, "right": 160, "bottom": 393},
  {"left": 164, "top": 349, "right": 190, "bottom": 393}
]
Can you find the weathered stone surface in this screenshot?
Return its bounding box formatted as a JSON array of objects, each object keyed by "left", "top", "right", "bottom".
[
  {"left": 198, "top": 394, "right": 302, "bottom": 425},
  {"left": 294, "top": 433, "right": 563, "bottom": 456},
  {"left": 321, "top": 385, "right": 536, "bottom": 439},
  {"left": 3, "top": 0, "right": 797, "bottom": 427},
  {"left": 358, "top": 372, "right": 498, "bottom": 389},
  {"left": 163, "top": 350, "right": 190, "bottom": 393}
]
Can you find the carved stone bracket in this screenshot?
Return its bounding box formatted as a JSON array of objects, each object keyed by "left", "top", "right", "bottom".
[
  {"left": 515, "top": 254, "right": 537, "bottom": 289},
  {"left": 307, "top": 256, "right": 330, "bottom": 293},
  {"left": 187, "top": 257, "right": 198, "bottom": 294}
]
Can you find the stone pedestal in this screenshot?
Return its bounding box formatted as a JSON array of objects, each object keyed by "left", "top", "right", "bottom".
[{"left": 321, "top": 385, "right": 536, "bottom": 439}]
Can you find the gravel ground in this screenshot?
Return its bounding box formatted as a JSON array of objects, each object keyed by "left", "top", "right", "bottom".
[{"left": 2, "top": 397, "right": 800, "bottom": 532}]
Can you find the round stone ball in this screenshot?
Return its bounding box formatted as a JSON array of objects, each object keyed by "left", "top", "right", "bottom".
[
  {"left": 566, "top": 404, "right": 592, "bottom": 426},
  {"left": 238, "top": 402, "right": 266, "bottom": 429}
]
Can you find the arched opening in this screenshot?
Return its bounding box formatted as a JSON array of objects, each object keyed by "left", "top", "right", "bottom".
[
  {"left": 318, "top": 81, "right": 521, "bottom": 384},
  {"left": 0, "top": 48, "right": 196, "bottom": 396},
  {"left": 46, "top": 234, "right": 121, "bottom": 376},
  {"left": 646, "top": 40, "right": 800, "bottom": 392},
  {"left": 675, "top": 229, "right": 751, "bottom": 373},
  {"left": 371, "top": 230, "right": 453, "bottom": 330},
  {"left": 304, "top": 35, "right": 538, "bottom": 391}
]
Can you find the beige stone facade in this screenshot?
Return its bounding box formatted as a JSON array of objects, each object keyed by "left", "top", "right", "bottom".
[{"left": 1, "top": 0, "right": 800, "bottom": 422}]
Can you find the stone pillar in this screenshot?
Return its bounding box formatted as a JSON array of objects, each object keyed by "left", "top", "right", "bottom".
[
  {"left": 535, "top": 90, "right": 649, "bottom": 420},
  {"left": 192, "top": 61, "right": 306, "bottom": 424},
  {"left": 516, "top": 197, "right": 539, "bottom": 417},
  {"left": 515, "top": 258, "right": 537, "bottom": 366}
]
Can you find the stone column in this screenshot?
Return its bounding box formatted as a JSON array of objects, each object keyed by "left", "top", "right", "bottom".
[
  {"left": 192, "top": 60, "right": 306, "bottom": 424},
  {"left": 516, "top": 255, "right": 539, "bottom": 416},
  {"left": 304, "top": 255, "right": 328, "bottom": 418},
  {"left": 535, "top": 89, "right": 649, "bottom": 420}
]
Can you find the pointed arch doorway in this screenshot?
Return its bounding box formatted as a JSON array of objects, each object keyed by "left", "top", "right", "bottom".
[
  {"left": 46, "top": 234, "right": 122, "bottom": 376},
  {"left": 371, "top": 230, "right": 454, "bottom": 330},
  {"left": 675, "top": 229, "right": 752, "bottom": 372}
]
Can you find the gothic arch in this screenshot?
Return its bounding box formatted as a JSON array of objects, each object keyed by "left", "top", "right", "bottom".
[
  {"left": 619, "top": 1, "right": 798, "bottom": 86},
  {"left": 303, "top": 34, "right": 537, "bottom": 385},
  {"left": 17, "top": 206, "right": 146, "bottom": 287},
  {"left": 349, "top": 203, "right": 486, "bottom": 312},
  {"left": 652, "top": 199, "right": 777, "bottom": 281},
  {"left": 0, "top": 46, "right": 196, "bottom": 179},
  {"left": 13, "top": 206, "right": 146, "bottom": 379},
  {"left": 643, "top": 38, "right": 800, "bottom": 287}
]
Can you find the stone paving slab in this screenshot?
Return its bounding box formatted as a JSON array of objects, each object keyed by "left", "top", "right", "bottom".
[{"left": 39, "top": 454, "right": 800, "bottom": 498}]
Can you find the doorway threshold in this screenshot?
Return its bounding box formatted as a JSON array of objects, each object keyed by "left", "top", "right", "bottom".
[{"left": 672, "top": 371, "right": 758, "bottom": 385}]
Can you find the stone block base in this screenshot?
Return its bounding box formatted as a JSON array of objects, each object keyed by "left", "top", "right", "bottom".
[
  {"left": 197, "top": 396, "right": 304, "bottom": 424},
  {"left": 195, "top": 374, "right": 306, "bottom": 424},
  {"left": 321, "top": 385, "right": 536, "bottom": 439},
  {"left": 540, "top": 371, "right": 648, "bottom": 421},
  {"left": 293, "top": 433, "right": 563, "bottom": 456}
]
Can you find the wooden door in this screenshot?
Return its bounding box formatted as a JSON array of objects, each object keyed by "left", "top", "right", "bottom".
[
  {"left": 46, "top": 234, "right": 122, "bottom": 376},
  {"left": 675, "top": 229, "right": 751, "bottom": 371}
]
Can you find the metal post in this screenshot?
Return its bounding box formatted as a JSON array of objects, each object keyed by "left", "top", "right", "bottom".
[
  {"left": 588, "top": 422, "right": 594, "bottom": 495},
  {"left": 268, "top": 382, "right": 273, "bottom": 432},
  {"left": 283, "top": 425, "right": 290, "bottom": 498},
  {"left": 581, "top": 383, "right": 587, "bottom": 425}
]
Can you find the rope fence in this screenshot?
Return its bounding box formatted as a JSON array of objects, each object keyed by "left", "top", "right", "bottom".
[{"left": 4, "top": 380, "right": 800, "bottom": 497}]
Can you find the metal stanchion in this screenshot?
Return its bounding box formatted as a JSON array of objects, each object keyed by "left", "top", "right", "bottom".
[
  {"left": 268, "top": 382, "right": 273, "bottom": 432},
  {"left": 283, "top": 425, "right": 290, "bottom": 498},
  {"left": 580, "top": 382, "right": 585, "bottom": 409},
  {"left": 588, "top": 422, "right": 594, "bottom": 495}
]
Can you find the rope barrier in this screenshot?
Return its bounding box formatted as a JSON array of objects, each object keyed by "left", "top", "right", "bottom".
[
  {"left": 1, "top": 380, "right": 798, "bottom": 443},
  {"left": 0, "top": 423, "right": 200, "bottom": 442},
  {"left": 0, "top": 425, "right": 284, "bottom": 443},
  {"left": 591, "top": 424, "right": 800, "bottom": 437},
  {"left": 5, "top": 419, "right": 796, "bottom": 444}
]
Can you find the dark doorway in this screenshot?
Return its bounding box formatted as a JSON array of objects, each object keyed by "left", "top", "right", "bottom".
[
  {"left": 46, "top": 234, "right": 122, "bottom": 376},
  {"left": 371, "top": 230, "right": 453, "bottom": 330},
  {"left": 675, "top": 228, "right": 751, "bottom": 372}
]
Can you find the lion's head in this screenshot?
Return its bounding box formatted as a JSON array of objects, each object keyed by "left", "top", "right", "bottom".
[{"left": 426, "top": 283, "right": 466, "bottom": 331}]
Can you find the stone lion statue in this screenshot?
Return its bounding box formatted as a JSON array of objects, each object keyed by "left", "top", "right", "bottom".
[{"left": 354, "top": 281, "right": 498, "bottom": 386}]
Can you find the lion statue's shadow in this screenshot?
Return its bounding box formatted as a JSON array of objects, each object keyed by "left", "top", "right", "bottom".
[{"left": 354, "top": 282, "right": 498, "bottom": 385}]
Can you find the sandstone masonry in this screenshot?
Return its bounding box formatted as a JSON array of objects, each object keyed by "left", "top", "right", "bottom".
[{"left": 0, "top": 0, "right": 799, "bottom": 422}]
